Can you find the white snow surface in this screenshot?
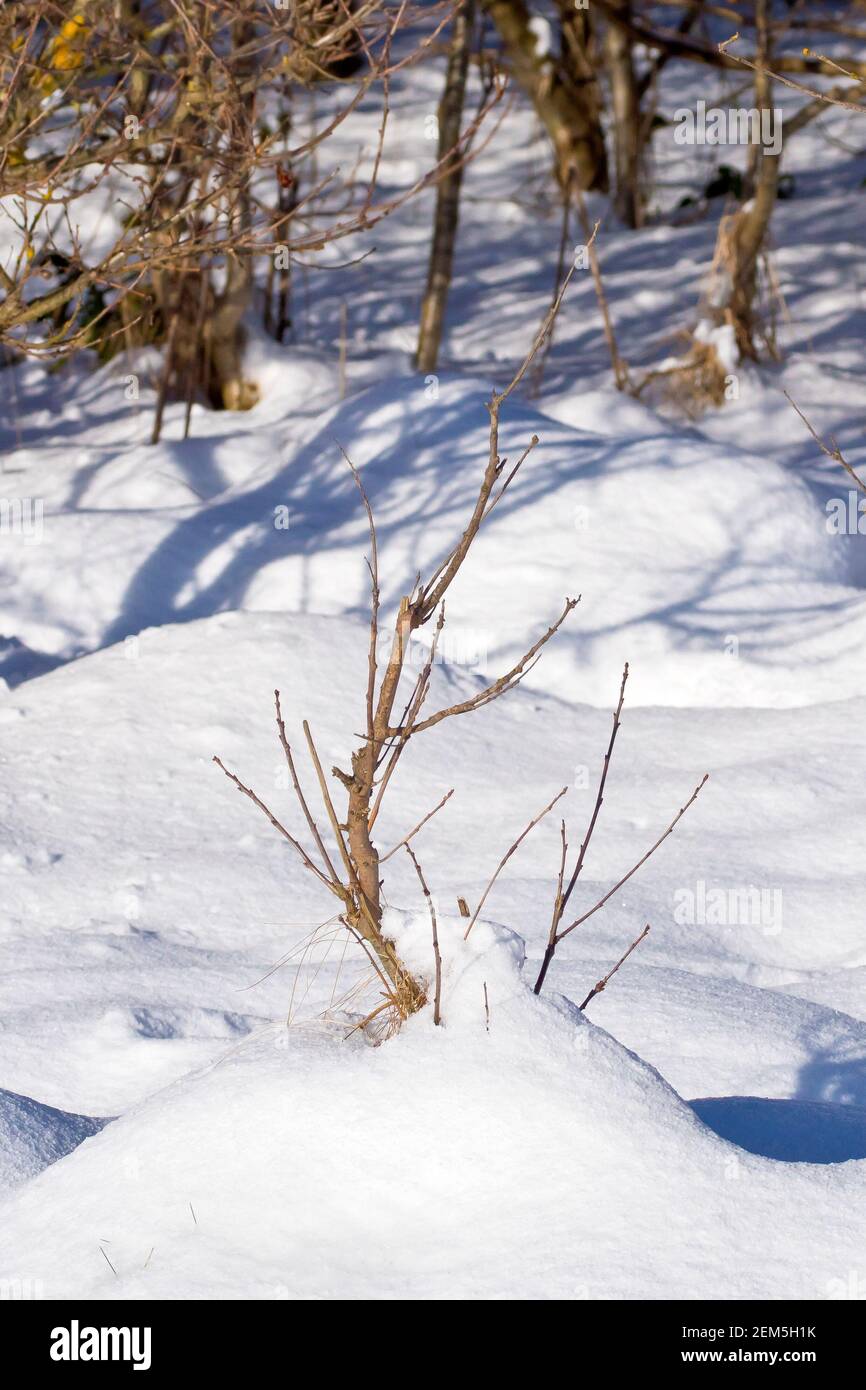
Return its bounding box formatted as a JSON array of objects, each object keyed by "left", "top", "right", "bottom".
[
  {"left": 1, "top": 359, "right": 864, "bottom": 710},
  {"left": 1, "top": 25, "right": 865, "bottom": 1300},
  {"left": 0, "top": 613, "right": 864, "bottom": 1297},
  {"left": 2, "top": 916, "right": 864, "bottom": 1301}
]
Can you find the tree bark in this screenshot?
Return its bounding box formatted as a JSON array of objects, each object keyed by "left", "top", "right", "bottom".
[
  {"left": 484, "top": 0, "right": 608, "bottom": 192},
  {"left": 205, "top": 253, "right": 258, "bottom": 409},
  {"left": 416, "top": 0, "right": 475, "bottom": 374},
  {"left": 716, "top": 0, "right": 779, "bottom": 359},
  {"left": 604, "top": 1, "right": 644, "bottom": 228}
]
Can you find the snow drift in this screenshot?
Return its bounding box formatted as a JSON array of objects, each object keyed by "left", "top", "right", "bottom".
[{"left": 1, "top": 915, "right": 863, "bottom": 1301}]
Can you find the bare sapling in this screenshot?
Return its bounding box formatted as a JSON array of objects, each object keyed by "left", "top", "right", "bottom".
[
  {"left": 214, "top": 270, "right": 707, "bottom": 1033},
  {"left": 215, "top": 274, "right": 581, "bottom": 1031}
]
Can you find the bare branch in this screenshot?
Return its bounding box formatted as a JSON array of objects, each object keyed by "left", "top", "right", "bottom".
[
  {"left": 579, "top": 924, "right": 651, "bottom": 1012},
  {"left": 380, "top": 787, "right": 455, "bottom": 862},
  {"left": 405, "top": 844, "right": 442, "bottom": 1025},
  {"left": 337, "top": 444, "right": 379, "bottom": 747},
  {"left": 785, "top": 392, "right": 866, "bottom": 495},
  {"left": 401, "top": 597, "right": 580, "bottom": 738},
  {"left": 718, "top": 31, "right": 866, "bottom": 113},
  {"left": 212, "top": 755, "right": 341, "bottom": 898},
  {"left": 535, "top": 663, "right": 630, "bottom": 994},
  {"left": 559, "top": 774, "right": 709, "bottom": 942},
  {"left": 465, "top": 786, "right": 568, "bottom": 939},
  {"left": 301, "top": 718, "right": 358, "bottom": 888},
  {"left": 558, "top": 663, "right": 628, "bottom": 924},
  {"left": 274, "top": 690, "right": 340, "bottom": 885}
]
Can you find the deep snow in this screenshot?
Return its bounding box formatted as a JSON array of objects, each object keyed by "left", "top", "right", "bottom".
[
  {"left": 1, "top": 11, "right": 865, "bottom": 1301},
  {"left": 2, "top": 914, "right": 865, "bottom": 1301},
  {"left": 0, "top": 612, "right": 864, "bottom": 1297}
]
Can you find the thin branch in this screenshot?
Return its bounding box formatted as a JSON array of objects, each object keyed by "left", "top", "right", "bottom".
[
  {"left": 535, "top": 664, "right": 630, "bottom": 993},
  {"left": 559, "top": 774, "right": 709, "bottom": 942},
  {"left": 405, "top": 844, "right": 442, "bottom": 1025},
  {"left": 718, "top": 31, "right": 866, "bottom": 114},
  {"left": 464, "top": 786, "right": 568, "bottom": 939},
  {"left": 302, "top": 719, "right": 357, "bottom": 889},
  {"left": 579, "top": 924, "right": 651, "bottom": 1012},
  {"left": 274, "top": 689, "right": 340, "bottom": 884},
  {"left": 593, "top": 2, "right": 866, "bottom": 82},
  {"left": 212, "top": 755, "right": 339, "bottom": 897},
  {"left": 337, "top": 443, "right": 379, "bottom": 746},
  {"left": 380, "top": 787, "right": 455, "bottom": 862},
  {"left": 785, "top": 392, "right": 866, "bottom": 495},
  {"left": 559, "top": 663, "right": 629, "bottom": 924},
  {"left": 401, "top": 596, "right": 580, "bottom": 737},
  {"left": 551, "top": 818, "right": 568, "bottom": 938},
  {"left": 417, "top": 265, "right": 579, "bottom": 624},
  {"left": 574, "top": 189, "right": 628, "bottom": 391}
]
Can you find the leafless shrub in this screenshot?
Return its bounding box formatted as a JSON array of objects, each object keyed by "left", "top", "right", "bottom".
[
  {"left": 0, "top": 1, "right": 501, "bottom": 429},
  {"left": 214, "top": 283, "right": 577, "bottom": 1030},
  {"left": 214, "top": 286, "right": 707, "bottom": 1034}
]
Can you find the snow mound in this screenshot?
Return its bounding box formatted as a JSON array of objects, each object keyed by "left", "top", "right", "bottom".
[
  {"left": 0, "top": 917, "right": 862, "bottom": 1300},
  {"left": 0, "top": 1089, "right": 107, "bottom": 1193},
  {"left": 1, "top": 608, "right": 864, "bottom": 1120}
]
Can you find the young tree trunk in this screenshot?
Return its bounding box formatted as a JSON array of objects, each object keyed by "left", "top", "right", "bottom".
[
  {"left": 415, "top": 0, "right": 475, "bottom": 374},
  {"left": 207, "top": 13, "right": 259, "bottom": 410},
  {"left": 207, "top": 253, "right": 259, "bottom": 409},
  {"left": 604, "top": 0, "right": 644, "bottom": 228},
  {"left": 338, "top": 601, "right": 427, "bottom": 1014},
  {"left": 484, "top": 0, "right": 608, "bottom": 192},
  {"left": 715, "top": 0, "right": 778, "bottom": 358}
]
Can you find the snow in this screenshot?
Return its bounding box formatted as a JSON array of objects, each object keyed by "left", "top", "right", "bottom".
[
  {"left": 527, "top": 17, "right": 553, "bottom": 60},
  {"left": 0, "top": 612, "right": 863, "bottom": 1296},
  {"left": 2, "top": 915, "right": 864, "bottom": 1300},
  {"left": 0, "top": 1090, "right": 107, "bottom": 1193},
  {"left": 694, "top": 317, "right": 739, "bottom": 373},
  {"left": 1, "top": 17, "right": 865, "bottom": 1301},
  {"left": 1, "top": 362, "right": 862, "bottom": 709}
]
